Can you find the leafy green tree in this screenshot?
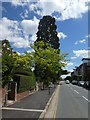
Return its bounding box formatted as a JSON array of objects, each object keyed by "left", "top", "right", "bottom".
[
  {"left": 32, "top": 41, "right": 67, "bottom": 86},
  {"left": 61, "top": 70, "right": 70, "bottom": 75},
  {"left": 35, "top": 16, "right": 61, "bottom": 82},
  {"left": 2, "top": 39, "right": 14, "bottom": 86},
  {"left": 2, "top": 40, "right": 34, "bottom": 87},
  {"left": 12, "top": 52, "right": 34, "bottom": 81}
]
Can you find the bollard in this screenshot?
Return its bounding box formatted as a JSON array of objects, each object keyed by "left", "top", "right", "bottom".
[
  {"left": 4, "top": 92, "right": 8, "bottom": 106},
  {"left": 49, "top": 86, "right": 50, "bottom": 94}
]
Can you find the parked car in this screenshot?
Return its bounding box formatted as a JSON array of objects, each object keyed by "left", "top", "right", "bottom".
[
  {"left": 71, "top": 80, "right": 78, "bottom": 85},
  {"left": 83, "top": 81, "right": 90, "bottom": 89},
  {"left": 65, "top": 80, "right": 70, "bottom": 84},
  {"left": 78, "top": 81, "right": 85, "bottom": 87}
]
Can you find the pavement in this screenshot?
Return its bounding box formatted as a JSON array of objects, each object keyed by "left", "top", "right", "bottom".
[
  {"left": 2, "top": 85, "right": 56, "bottom": 119},
  {"left": 44, "top": 85, "right": 60, "bottom": 118}
]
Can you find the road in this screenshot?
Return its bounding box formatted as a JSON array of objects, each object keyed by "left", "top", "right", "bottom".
[{"left": 56, "top": 83, "right": 89, "bottom": 118}]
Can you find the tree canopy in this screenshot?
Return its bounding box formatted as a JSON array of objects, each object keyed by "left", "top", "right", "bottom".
[
  {"left": 36, "top": 15, "right": 60, "bottom": 50},
  {"left": 2, "top": 40, "right": 14, "bottom": 86},
  {"left": 2, "top": 40, "right": 33, "bottom": 87},
  {"left": 32, "top": 41, "right": 67, "bottom": 86}
]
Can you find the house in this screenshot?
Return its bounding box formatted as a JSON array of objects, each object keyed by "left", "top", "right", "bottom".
[{"left": 71, "top": 58, "right": 90, "bottom": 80}]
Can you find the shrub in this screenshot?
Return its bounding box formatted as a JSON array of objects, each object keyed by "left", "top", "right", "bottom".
[{"left": 13, "top": 73, "right": 36, "bottom": 93}]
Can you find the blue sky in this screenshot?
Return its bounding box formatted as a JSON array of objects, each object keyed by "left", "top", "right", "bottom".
[{"left": 1, "top": 0, "right": 90, "bottom": 76}]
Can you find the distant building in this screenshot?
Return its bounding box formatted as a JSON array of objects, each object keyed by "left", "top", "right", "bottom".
[{"left": 71, "top": 58, "right": 90, "bottom": 80}]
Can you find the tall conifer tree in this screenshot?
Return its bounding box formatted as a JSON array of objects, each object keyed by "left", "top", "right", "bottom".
[
  {"left": 34, "top": 16, "right": 60, "bottom": 85},
  {"left": 36, "top": 15, "right": 60, "bottom": 50}
]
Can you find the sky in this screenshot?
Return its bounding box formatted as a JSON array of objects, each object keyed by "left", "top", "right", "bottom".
[{"left": 1, "top": 0, "right": 90, "bottom": 77}]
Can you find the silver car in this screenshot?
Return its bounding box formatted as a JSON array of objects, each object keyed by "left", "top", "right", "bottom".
[{"left": 65, "top": 80, "right": 70, "bottom": 84}]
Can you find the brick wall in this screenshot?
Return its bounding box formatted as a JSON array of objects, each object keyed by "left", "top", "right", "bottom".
[
  {"left": 17, "top": 91, "right": 30, "bottom": 101},
  {"left": 0, "top": 86, "right": 8, "bottom": 106}
]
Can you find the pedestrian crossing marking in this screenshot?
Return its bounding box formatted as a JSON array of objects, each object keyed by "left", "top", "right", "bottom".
[{"left": 2, "top": 107, "right": 45, "bottom": 112}]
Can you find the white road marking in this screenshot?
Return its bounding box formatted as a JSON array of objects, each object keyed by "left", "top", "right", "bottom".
[
  {"left": 82, "top": 96, "right": 90, "bottom": 102},
  {"left": 2, "top": 107, "right": 45, "bottom": 112},
  {"left": 67, "top": 85, "right": 90, "bottom": 103},
  {"left": 74, "top": 90, "right": 79, "bottom": 94}
]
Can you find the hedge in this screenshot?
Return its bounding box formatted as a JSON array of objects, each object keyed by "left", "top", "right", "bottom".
[
  {"left": 13, "top": 73, "right": 36, "bottom": 93},
  {"left": 14, "top": 69, "right": 33, "bottom": 76}
]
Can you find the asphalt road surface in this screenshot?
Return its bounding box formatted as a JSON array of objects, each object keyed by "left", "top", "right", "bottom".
[
  {"left": 56, "top": 82, "right": 90, "bottom": 118},
  {"left": 2, "top": 87, "right": 54, "bottom": 119}
]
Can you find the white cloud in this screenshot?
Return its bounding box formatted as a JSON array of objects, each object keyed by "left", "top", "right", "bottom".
[
  {"left": 30, "top": 34, "right": 37, "bottom": 42},
  {"left": 21, "top": 16, "right": 39, "bottom": 35},
  {"left": 0, "top": 17, "right": 39, "bottom": 49},
  {"left": 73, "top": 49, "right": 89, "bottom": 58},
  {"left": 0, "top": 17, "right": 19, "bottom": 40},
  {"left": 71, "top": 49, "right": 90, "bottom": 60},
  {"left": 71, "top": 56, "right": 77, "bottom": 60},
  {"left": 12, "top": 39, "right": 30, "bottom": 48},
  {"left": 75, "top": 39, "right": 86, "bottom": 45},
  {"left": 75, "top": 41, "right": 78, "bottom": 45},
  {"left": 10, "top": 0, "right": 89, "bottom": 21},
  {"left": 20, "top": 9, "right": 29, "bottom": 19},
  {"left": 67, "top": 62, "right": 74, "bottom": 67},
  {"left": 28, "top": 0, "right": 89, "bottom": 21},
  {"left": 68, "top": 69, "right": 73, "bottom": 73},
  {"left": 64, "top": 62, "right": 74, "bottom": 72},
  {"left": 79, "top": 39, "right": 86, "bottom": 43},
  {"left": 58, "top": 32, "right": 67, "bottom": 39},
  {"left": 11, "top": 0, "right": 28, "bottom": 7},
  {"left": 27, "top": 49, "right": 35, "bottom": 53}
]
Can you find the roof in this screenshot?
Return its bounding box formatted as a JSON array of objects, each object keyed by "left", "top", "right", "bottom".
[{"left": 82, "top": 58, "right": 90, "bottom": 61}]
